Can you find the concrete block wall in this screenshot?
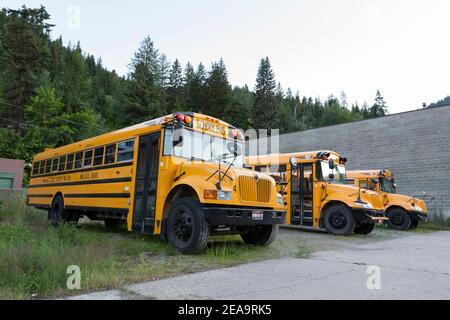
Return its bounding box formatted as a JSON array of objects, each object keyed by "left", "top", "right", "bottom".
[{"left": 277, "top": 105, "right": 450, "bottom": 217}]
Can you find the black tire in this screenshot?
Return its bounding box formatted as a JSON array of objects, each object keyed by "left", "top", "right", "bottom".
[
  {"left": 354, "top": 223, "right": 376, "bottom": 235},
  {"left": 323, "top": 205, "right": 355, "bottom": 235},
  {"left": 50, "top": 195, "right": 64, "bottom": 226},
  {"left": 240, "top": 225, "right": 279, "bottom": 246},
  {"left": 387, "top": 208, "right": 411, "bottom": 230},
  {"left": 409, "top": 219, "right": 419, "bottom": 230},
  {"left": 104, "top": 218, "right": 122, "bottom": 228},
  {"left": 166, "top": 198, "right": 210, "bottom": 254},
  {"left": 160, "top": 218, "right": 169, "bottom": 243}
]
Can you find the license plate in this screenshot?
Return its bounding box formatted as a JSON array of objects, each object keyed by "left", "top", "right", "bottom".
[{"left": 252, "top": 210, "right": 264, "bottom": 221}]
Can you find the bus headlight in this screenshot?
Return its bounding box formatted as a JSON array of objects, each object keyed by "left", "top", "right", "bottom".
[
  {"left": 277, "top": 194, "right": 284, "bottom": 205},
  {"left": 204, "top": 190, "right": 217, "bottom": 199},
  {"left": 412, "top": 206, "right": 422, "bottom": 212},
  {"left": 217, "top": 190, "right": 232, "bottom": 200},
  {"left": 204, "top": 190, "right": 232, "bottom": 200},
  {"left": 354, "top": 201, "right": 373, "bottom": 209}
]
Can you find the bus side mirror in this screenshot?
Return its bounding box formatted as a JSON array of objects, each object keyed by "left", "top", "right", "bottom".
[
  {"left": 173, "top": 135, "right": 183, "bottom": 147},
  {"left": 289, "top": 157, "right": 297, "bottom": 170},
  {"left": 328, "top": 158, "right": 335, "bottom": 170},
  {"left": 227, "top": 142, "right": 242, "bottom": 157}
]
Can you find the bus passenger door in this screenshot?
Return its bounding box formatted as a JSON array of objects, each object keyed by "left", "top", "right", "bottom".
[
  {"left": 291, "top": 163, "right": 314, "bottom": 226},
  {"left": 290, "top": 167, "right": 301, "bottom": 225},
  {"left": 301, "top": 164, "right": 313, "bottom": 226},
  {"left": 132, "top": 133, "right": 160, "bottom": 234}
]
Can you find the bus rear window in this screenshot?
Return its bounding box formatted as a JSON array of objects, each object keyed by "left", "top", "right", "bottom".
[
  {"left": 74, "top": 152, "right": 83, "bottom": 169},
  {"left": 117, "top": 140, "right": 134, "bottom": 162},
  {"left": 104, "top": 144, "right": 116, "bottom": 164},
  {"left": 58, "top": 156, "right": 66, "bottom": 172},
  {"left": 93, "top": 147, "right": 104, "bottom": 166},
  {"left": 83, "top": 150, "right": 93, "bottom": 167},
  {"left": 66, "top": 154, "right": 75, "bottom": 171}
]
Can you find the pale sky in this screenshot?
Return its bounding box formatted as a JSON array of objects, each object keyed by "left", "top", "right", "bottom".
[{"left": 3, "top": 0, "right": 450, "bottom": 113}]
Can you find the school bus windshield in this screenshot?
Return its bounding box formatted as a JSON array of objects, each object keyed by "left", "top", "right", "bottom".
[
  {"left": 318, "top": 161, "right": 347, "bottom": 183},
  {"left": 380, "top": 177, "right": 396, "bottom": 193},
  {"left": 164, "top": 127, "right": 244, "bottom": 167}
]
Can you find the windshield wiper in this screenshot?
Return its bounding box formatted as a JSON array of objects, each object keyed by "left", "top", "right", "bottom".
[{"left": 205, "top": 153, "right": 236, "bottom": 189}]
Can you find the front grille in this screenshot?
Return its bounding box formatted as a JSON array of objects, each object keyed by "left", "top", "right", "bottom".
[{"left": 238, "top": 176, "right": 271, "bottom": 203}]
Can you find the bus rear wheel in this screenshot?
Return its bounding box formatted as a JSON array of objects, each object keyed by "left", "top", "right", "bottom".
[
  {"left": 323, "top": 205, "right": 355, "bottom": 235},
  {"left": 50, "top": 196, "right": 79, "bottom": 226},
  {"left": 240, "top": 225, "right": 278, "bottom": 246},
  {"left": 387, "top": 208, "right": 411, "bottom": 230},
  {"left": 354, "top": 223, "right": 375, "bottom": 235},
  {"left": 50, "top": 195, "right": 65, "bottom": 226},
  {"left": 167, "top": 198, "right": 210, "bottom": 254}
]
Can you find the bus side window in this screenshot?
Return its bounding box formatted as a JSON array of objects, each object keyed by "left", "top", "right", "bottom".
[
  {"left": 32, "top": 162, "right": 39, "bottom": 176},
  {"left": 58, "top": 156, "right": 66, "bottom": 172},
  {"left": 104, "top": 144, "right": 116, "bottom": 164},
  {"left": 83, "top": 150, "right": 93, "bottom": 167},
  {"left": 45, "top": 160, "right": 52, "bottom": 174},
  {"left": 117, "top": 140, "right": 134, "bottom": 162},
  {"left": 39, "top": 161, "right": 45, "bottom": 175},
  {"left": 66, "top": 154, "right": 75, "bottom": 171},
  {"left": 360, "top": 180, "right": 368, "bottom": 189},
  {"left": 51, "top": 158, "right": 59, "bottom": 172},
  {"left": 74, "top": 152, "right": 83, "bottom": 169},
  {"left": 93, "top": 147, "right": 105, "bottom": 166}
]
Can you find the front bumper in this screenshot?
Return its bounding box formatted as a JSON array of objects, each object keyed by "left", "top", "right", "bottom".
[
  {"left": 409, "top": 211, "right": 428, "bottom": 222},
  {"left": 203, "top": 206, "right": 285, "bottom": 226},
  {"left": 353, "top": 209, "right": 387, "bottom": 224}
]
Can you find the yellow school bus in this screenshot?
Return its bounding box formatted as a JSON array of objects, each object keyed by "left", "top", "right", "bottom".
[
  {"left": 246, "top": 151, "right": 387, "bottom": 235},
  {"left": 346, "top": 169, "right": 427, "bottom": 230},
  {"left": 28, "top": 112, "right": 285, "bottom": 254}
]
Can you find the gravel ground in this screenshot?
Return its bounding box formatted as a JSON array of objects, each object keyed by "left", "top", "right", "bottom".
[{"left": 67, "top": 227, "right": 450, "bottom": 300}]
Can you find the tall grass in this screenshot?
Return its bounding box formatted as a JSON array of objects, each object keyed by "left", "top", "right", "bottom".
[
  {"left": 0, "top": 195, "right": 309, "bottom": 299},
  {"left": 424, "top": 209, "right": 450, "bottom": 230}
]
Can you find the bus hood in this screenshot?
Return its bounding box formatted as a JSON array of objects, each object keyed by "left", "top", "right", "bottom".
[
  {"left": 180, "top": 161, "right": 276, "bottom": 183},
  {"left": 326, "top": 183, "right": 384, "bottom": 211},
  {"left": 386, "top": 193, "right": 428, "bottom": 214},
  {"left": 177, "top": 161, "right": 281, "bottom": 209}
]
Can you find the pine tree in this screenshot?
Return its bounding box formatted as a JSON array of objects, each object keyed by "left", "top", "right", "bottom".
[
  {"left": 230, "top": 85, "right": 253, "bottom": 130},
  {"left": 370, "top": 90, "right": 388, "bottom": 117},
  {"left": 125, "top": 36, "right": 166, "bottom": 124},
  {"left": 0, "top": 5, "right": 52, "bottom": 130},
  {"left": 340, "top": 91, "right": 348, "bottom": 109},
  {"left": 253, "top": 57, "right": 278, "bottom": 129},
  {"left": 204, "top": 59, "right": 232, "bottom": 120},
  {"left": 167, "top": 59, "right": 183, "bottom": 112},
  {"left": 60, "top": 43, "right": 91, "bottom": 113}
]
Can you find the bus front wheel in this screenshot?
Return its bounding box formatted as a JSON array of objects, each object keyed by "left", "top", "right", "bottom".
[
  {"left": 166, "top": 198, "right": 210, "bottom": 254},
  {"left": 354, "top": 223, "right": 375, "bottom": 235},
  {"left": 409, "top": 219, "right": 419, "bottom": 230},
  {"left": 323, "top": 205, "right": 355, "bottom": 235},
  {"left": 240, "top": 225, "right": 278, "bottom": 246},
  {"left": 387, "top": 208, "right": 411, "bottom": 230}
]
